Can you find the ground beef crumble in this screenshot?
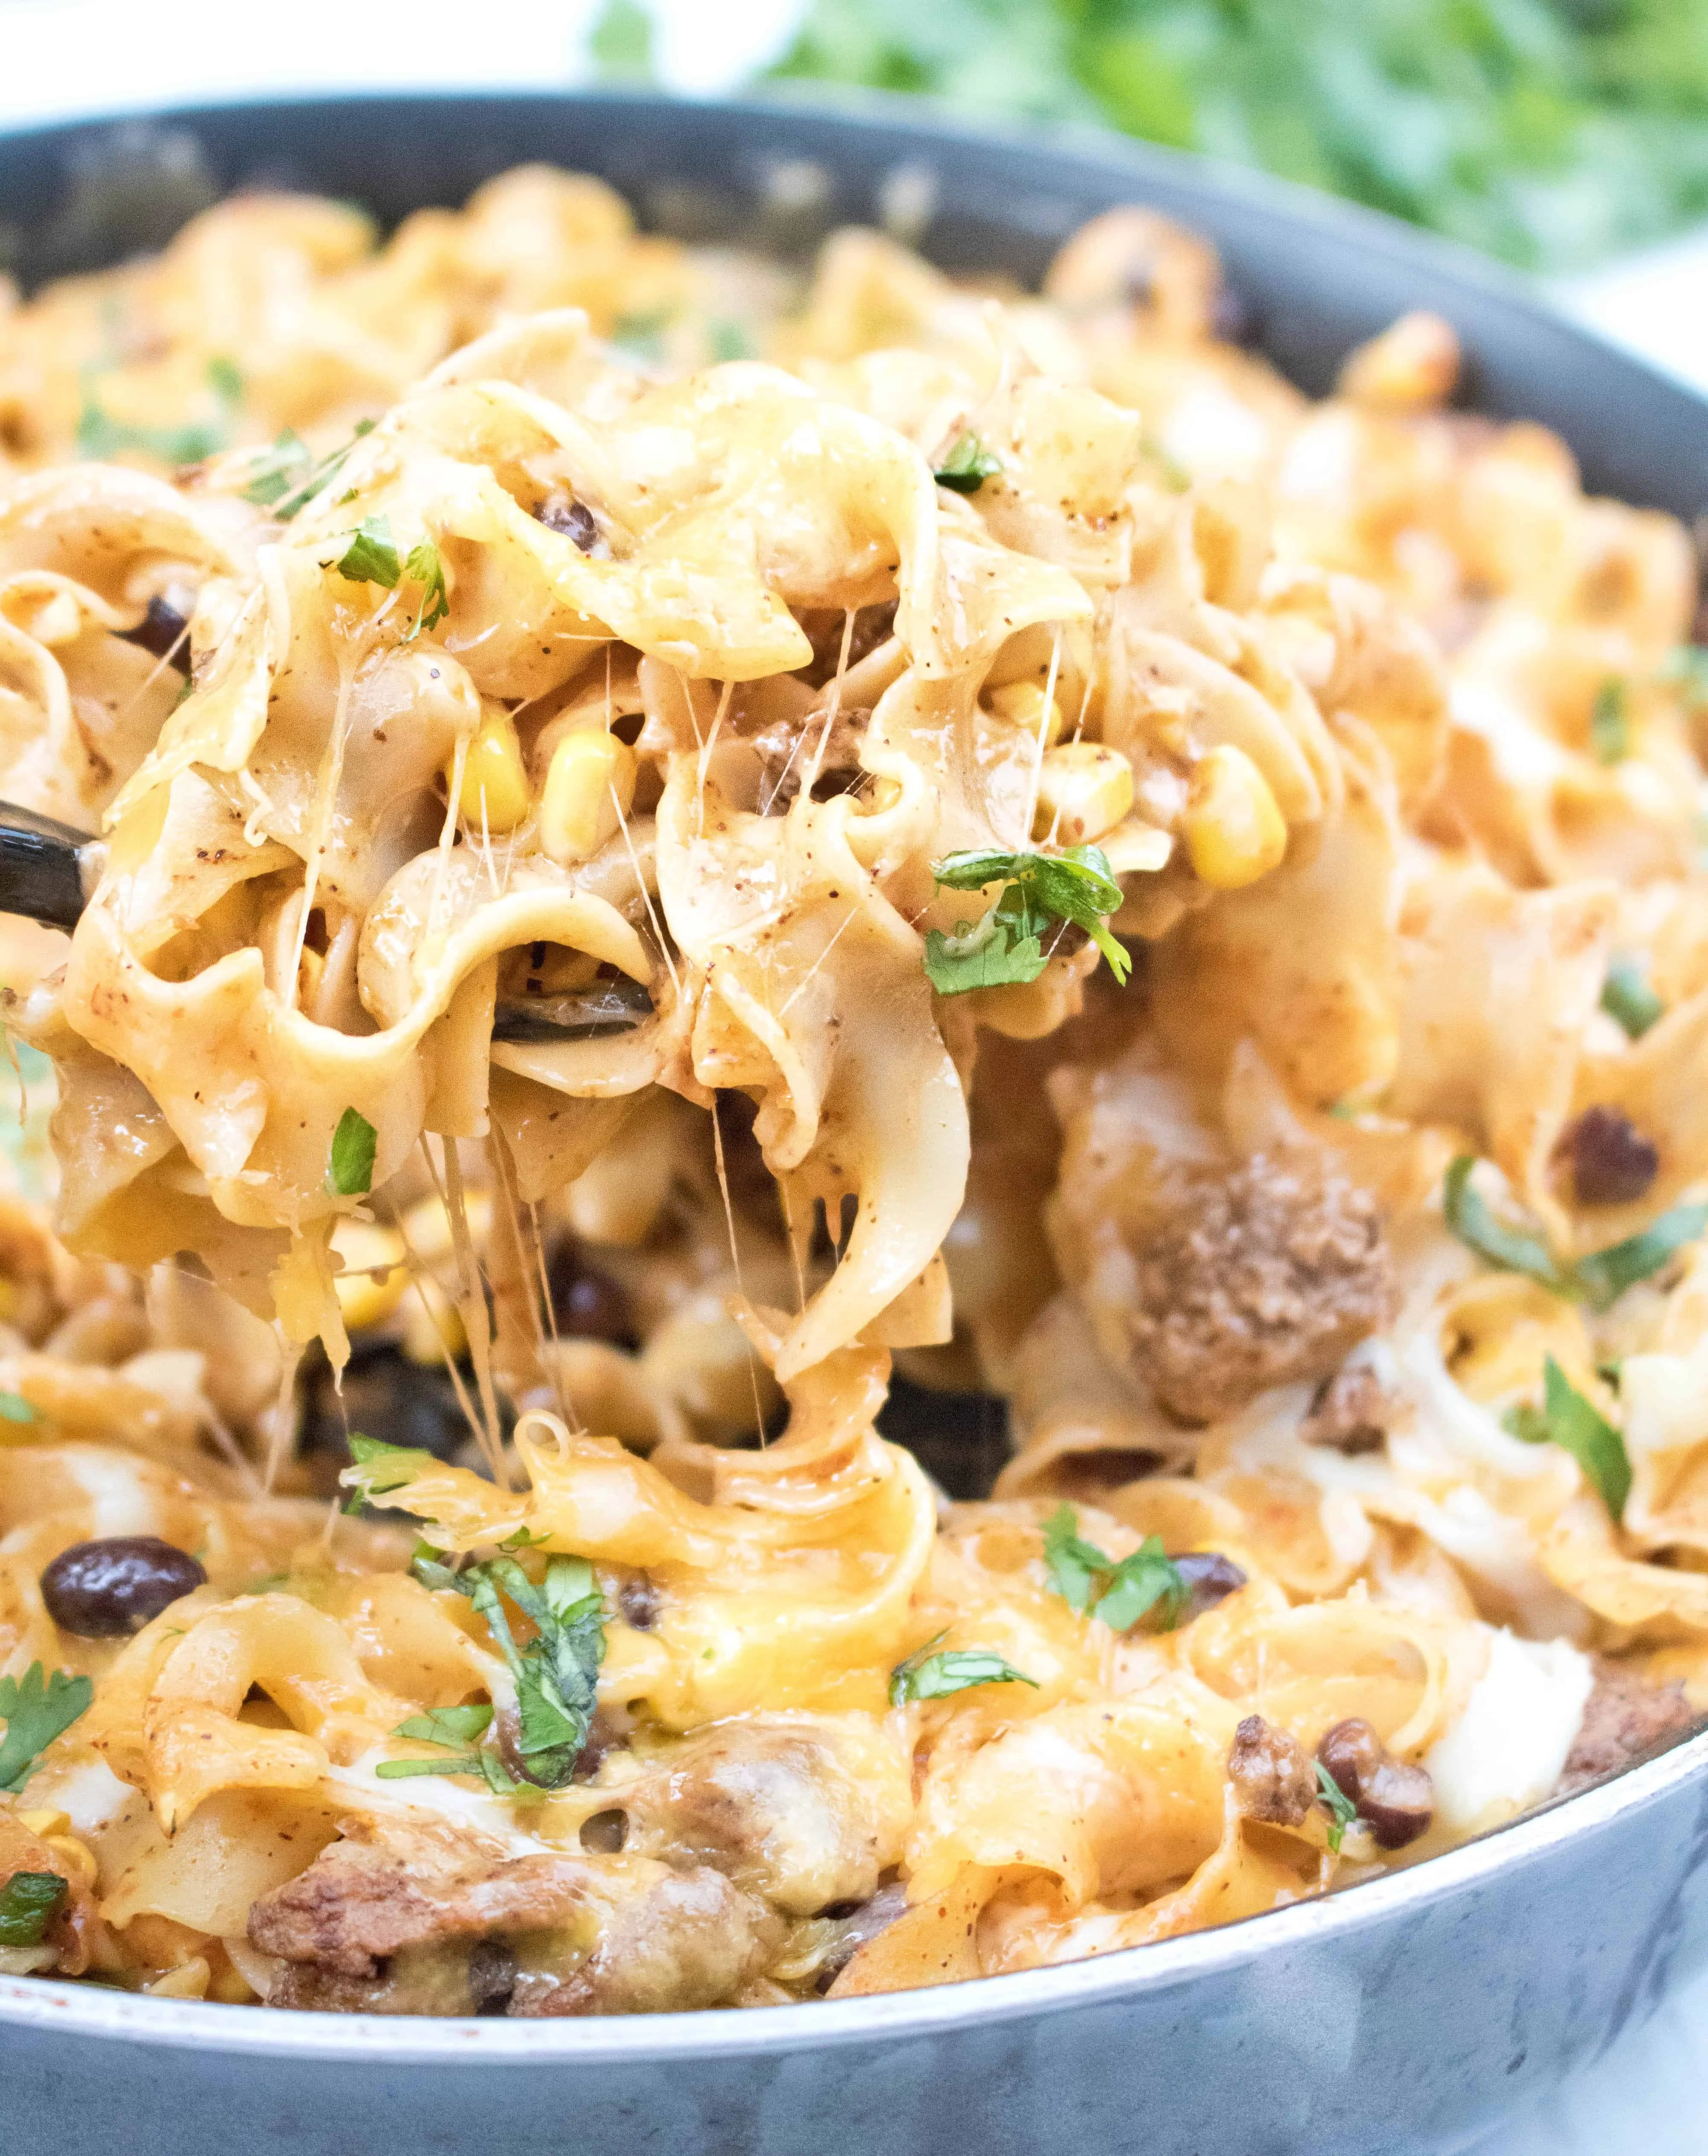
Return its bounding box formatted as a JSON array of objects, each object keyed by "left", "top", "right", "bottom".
[{"left": 1126, "top": 1153, "right": 1397, "bottom": 1424}]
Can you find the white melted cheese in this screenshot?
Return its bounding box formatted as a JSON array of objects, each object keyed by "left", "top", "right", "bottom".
[
  {"left": 1425, "top": 1627, "right": 1594, "bottom": 1834},
  {"left": 44, "top": 1758, "right": 138, "bottom": 1835},
  {"left": 324, "top": 1749, "right": 561, "bottom": 1858},
  {"left": 58, "top": 1451, "right": 166, "bottom": 1538}
]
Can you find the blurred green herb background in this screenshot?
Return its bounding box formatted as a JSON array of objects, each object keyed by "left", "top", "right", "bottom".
[{"left": 598, "top": 0, "right": 1708, "bottom": 272}]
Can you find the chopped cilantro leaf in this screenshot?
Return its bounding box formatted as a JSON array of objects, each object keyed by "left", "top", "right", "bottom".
[
  {"left": 1504, "top": 1354, "right": 1632, "bottom": 1521},
  {"left": 333, "top": 516, "right": 401, "bottom": 590},
  {"left": 240, "top": 430, "right": 311, "bottom": 508},
  {"left": 1442, "top": 1156, "right": 1573, "bottom": 1296},
  {"left": 1444, "top": 1156, "right": 1707, "bottom": 1310},
  {"left": 328, "top": 1106, "right": 377, "bottom": 1196},
  {"left": 394, "top": 1705, "right": 494, "bottom": 1746},
  {"left": 0, "top": 1871, "right": 67, "bottom": 1947},
  {"left": 401, "top": 539, "right": 449, "bottom": 639},
  {"left": 709, "top": 319, "right": 755, "bottom": 362},
  {"left": 375, "top": 1751, "right": 516, "bottom": 1793},
  {"left": 1315, "top": 1761, "right": 1358, "bottom": 1854},
  {"left": 0, "top": 1662, "right": 94, "bottom": 1793},
  {"left": 1601, "top": 955, "right": 1665, "bottom": 1039},
  {"left": 408, "top": 1552, "right": 605, "bottom": 1788},
  {"left": 923, "top": 909, "right": 1044, "bottom": 994},
  {"left": 1663, "top": 645, "right": 1708, "bottom": 709},
  {"left": 610, "top": 310, "right": 671, "bottom": 363},
  {"left": 924, "top": 845, "right": 1130, "bottom": 997},
  {"left": 933, "top": 432, "right": 1003, "bottom": 492},
  {"left": 1574, "top": 1202, "right": 1708, "bottom": 1312},
  {"left": 341, "top": 1433, "right": 438, "bottom": 1511},
  {"left": 76, "top": 354, "right": 243, "bottom": 467},
  {"left": 1590, "top": 678, "right": 1630, "bottom": 764},
  {"left": 889, "top": 1632, "right": 1039, "bottom": 1706},
  {"left": 244, "top": 418, "right": 376, "bottom": 521},
  {"left": 1041, "top": 1506, "right": 1188, "bottom": 1633}
]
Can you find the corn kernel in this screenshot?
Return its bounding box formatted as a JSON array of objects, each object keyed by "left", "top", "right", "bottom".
[
  {"left": 1032, "top": 742, "right": 1135, "bottom": 844},
  {"left": 988, "top": 678, "right": 1066, "bottom": 746},
  {"left": 43, "top": 1833, "right": 98, "bottom": 1894},
  {"left": 19, "top": 1808, "right": 70, "bottom": 1840},
  {"left": 1182, "top": 743, "right": 1288, "bottom": 889},
  {"left": 539, "top": 728, "right": 638, "bottom": 864},
  {"left": 448, "top": 706, "right": 531, "bottom": 834},
  {"left": 330, "top": 1221, "right": 409, "bottom": 1333}
]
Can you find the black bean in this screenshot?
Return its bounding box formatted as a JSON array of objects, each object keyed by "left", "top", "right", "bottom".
[
  {"left": 41, "top": 1536, "right": 206, "bottom": 1637},
  {"left": 1317, "top": 1717, "right": 1434, "bottom": 1850},
  {"left": 570, "top": 1707, "right": 626, "bottom": 1784},
  {"left": 117, "top": 595, "right": 190, "bottom": 668},
  {"left": 534, "top": 492, "right": 606, "bottom": 556},
  {"left": 466, "top": 1938, "right": 517, "bottom": 2016},
  {"left": 1566, "top": 1105, "right": 1659, "bottom": 1208},
  {"left": 546, "top": 1243, "right": 637, "bottom": 1349},
  {"left": 1170, "top": 1550, "right": 1248, "bottom": 1623},
  {"left": 617, "top": 1574, "right": 660, "bottom": 1631}
]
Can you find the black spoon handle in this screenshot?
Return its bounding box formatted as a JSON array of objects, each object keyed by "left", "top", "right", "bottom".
[{"left": 0, "top": 802, "right": 95, "bottom": 930}]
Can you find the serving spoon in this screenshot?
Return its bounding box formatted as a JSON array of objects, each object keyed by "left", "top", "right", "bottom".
[{"left": 0, "top": 802, "right": 99, "bottom": 930}]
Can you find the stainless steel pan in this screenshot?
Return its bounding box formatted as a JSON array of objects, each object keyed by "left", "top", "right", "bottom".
[{"left": 2, "top": 88, "right": 1705, "bottom": 2156}]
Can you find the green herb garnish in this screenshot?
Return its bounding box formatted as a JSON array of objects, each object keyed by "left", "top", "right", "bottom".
[
  {"left": 408, "top": 1552, "right": 605, "bottom": 1788},
  {"left": 888, "top": 1632, "right": 1039, "bottom": 1707},
  {"left": 395, "top": 1705, "right": 494, "bottom": 1746},
  {"left": 1601, "top": 955, "right": 1665, "bottom": 1039},
  {"left": 0, "top": 1389, "right": 37, "bottom": 1424},
  {"left": 1662, "top": 645, "right": 1708, "bottom": 709},
  {"left": 933, "top": 431, "right": 1003, "bottom": 492},
  {"left": 333, "top": 516, "right": 401, "bottom": 590},
  {"left": 328, "top": 1106, "right": 377, "bottom": 1196},
  {"left": 709, "top": 319, "right": 755, "bottom": 362},
  {"left": 1445, "top": 1155, "right": 1707, "bottom": 1311},
  {"left": 375, "top": 1700, "right": 515, "bottom": 1790},
  {"left": 0, "top": 1662, "right": 94, "bottom": 1793},
  {"left": 1503, "top": 1353, "right": 1632, "bottom": 1521},
  {"left": 242, "top": 418, "right": 376, "bottom": 521},
  {"left": 1590, "top": 678, "right": 1630, "bottom": 764},
  {"left": 0, "top": 1871, "right": 68, "bottom": 1947},
  {"left": 924, "top": 845, "right": 1130, "bottom": 996},
  {"left": 1442, "top": 1155, "right": 1571, "bottom": 1295},
  {"left": 401, "top": 540, "right": 449, "bottom": 639},
  {"left": 1041, "top": 1506, "right": 1188, "bottom": 1633},
  {"left": 1315, "top": 1761, "right": 1358, "bottom": 1854},
  {"left": 1574, "top": 1204, "right": 1708, "bottom": 1312},
  {"left": 610, "top": 309, "right": 672, "bottom": 363},
  {"left": 341, "top": 1433, "right": 439, "bottom": 1514},
  {"left": 76, "top": 354, "right": 243, "bottom": 466}
]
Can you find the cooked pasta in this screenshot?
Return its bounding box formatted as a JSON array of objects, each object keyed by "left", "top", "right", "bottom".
[{"left": 0, "top": 167, "right": 1700, "bottom": 2014}]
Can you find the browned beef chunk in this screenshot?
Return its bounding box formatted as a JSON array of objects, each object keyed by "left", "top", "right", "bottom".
[
  {"left": 248, "top": 1819, "right": 599, "bottom": 1980},
  {"left": 253, "top": 1817, "right": 777, "bottom": 2016},
  {"left": 1302, "top": 1363, "right": 1389, "bottom": 1454},
  {"left": 1227, "top": 1714, "right": 1316, "bottom": 1827},
  {"left": 613, "top": 1723, "right": 892, "bottom": 1916},
  {"left": 508, "top": 1864, "right": 774, "bottom": 2016},
  {"left": 1126, "top": 1155, "right": 1395, "bottom": 1424},
  {"left": 1558, "top": 1662, "right": 1699, "bottom": 1794}
]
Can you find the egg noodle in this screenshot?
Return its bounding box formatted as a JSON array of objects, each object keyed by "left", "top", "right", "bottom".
[{"left": 0, "top": 166, "right": 1701, "bottom": 2014}]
